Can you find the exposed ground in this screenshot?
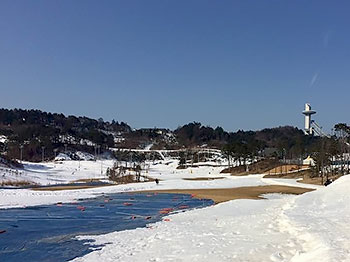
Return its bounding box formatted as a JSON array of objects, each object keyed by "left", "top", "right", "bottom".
[
  {"left": 264, "top": 164, "right": 310, "bottom": 174},
  {"left": 263, "top": 169, "right": 310, "bottom": 179},
  {"left": 298, "top": 174, "right": 343, "bottom": 185},
  {"left": 182, "top": 177, "right": 225, "bottom": 181},
  {"left": 73, "top": 178, "right": 103, "bottom": 183},
  {"left": 142, "top": 185, "right": 314, "bottom": 203},
  {"left": 221, "top": 159, "right": 281, "bottom": 176},
  {"left": 263, "top": 169, "right": 342, "bottom": 186},
  {"left": 0, "top": 180, "right": 36, "bottom": 187},
  {"left": 32, "top": 184, "right": 114, "bottom": 191}
]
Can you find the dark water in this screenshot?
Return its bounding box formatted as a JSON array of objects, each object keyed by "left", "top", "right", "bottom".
[{"left": 0, "top": 193, "right": 213, "bottom": 262}]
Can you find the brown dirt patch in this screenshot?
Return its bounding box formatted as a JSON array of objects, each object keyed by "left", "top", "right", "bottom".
[
  {"left": 298, "top": 174, "right": 342, "bottom": 186},
  {"left": 182, "top": 177, "right": 225, "bottom": 181},
  {"left": 221, "top": 159, "right": 281, "bottom": 176},
  {"left": 32, "top": 184, "right": 114, "bottom": 191},
  {"left": 264, "top": 165, "right": 310, "bottom": 174},
  {"left": 32, "top": 175, "right": 156, "bottom": 191},
  {"left": 73, "top": 178, "right": 103, "bottom": 183},
  {"left": 263, "top": 170, "right": 342, "bottom": 186},
  {"left": 263, "top": 169, "right": 310, "bottom": 179},
  {"left": 0, "top": 180, "right": 37, "bottom": 187},
  {"left": 141, "top": 185, "right": 314, "bottom": 204}
]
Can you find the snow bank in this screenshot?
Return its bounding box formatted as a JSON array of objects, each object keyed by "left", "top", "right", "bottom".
[
  {"left": 73, "top": 197, "right": 301, "bottom": 262},
  {"left": 72, "top": 176, "right": 350, "bottom": 262},
  {"left": 55, "top": 153, "right": 71, "bottom": 161},
  {"left": 287, "top": 175, "right": 350, "bottom": 262},
  {"left": 0, "top": 135, "right": 7, "bottom": 143},
  {"left": 75, "top": 151, "right": 95, "bottom": 161}
]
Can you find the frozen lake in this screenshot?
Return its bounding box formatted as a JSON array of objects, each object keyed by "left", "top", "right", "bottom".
[{"left": 0, "top": 192, "right": 213, "bottom": 262}]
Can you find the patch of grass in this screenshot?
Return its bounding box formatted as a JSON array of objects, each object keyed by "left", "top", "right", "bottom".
[
  {"left": 0, "top": 180, "right": 36, "bottom": 187},
  {"left": 109, "top": 174, "right": 155, "bottom": 184},
  {"left": 32, "top": 184, "right": 113, "bottom": 191},
  {"left": 183, "top": 177, "right": 225, "bottom": 181},
  {"left": 73, "top": 178, "right": 103, "bottom": 183}
]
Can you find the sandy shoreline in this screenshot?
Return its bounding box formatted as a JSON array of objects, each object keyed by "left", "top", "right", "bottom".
[
  {"left": 31, "top": 183, "right": 314, "bottom": 203},
  {"left": 141, "top": 185, "right": 314, "bottom": 203}
]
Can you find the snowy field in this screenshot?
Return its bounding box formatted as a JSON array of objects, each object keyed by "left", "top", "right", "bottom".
[
  {"left": 72, "top": 176, "right": 350, "bottom": 262},
  {"left": 0, "top": 160, "right": 318, "bottom": 209},
  {"left": 0, "top": 160, "right": 115, "bottom": 185},
  {"left": 0, "top": 159, "right": 348, "bottom": 261}
]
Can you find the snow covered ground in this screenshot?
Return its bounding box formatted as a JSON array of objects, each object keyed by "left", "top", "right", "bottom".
[
  {"left": 72, "top": 176, "right": 350, "bottom": 262},
  {"left": 0, "top": 160, "right": 318, "bottom": 209},
  {"left": 1, "top": 158, "right": 348, "bottom": 261},
  {"left": 0, "top": 160, "right": 114, "bottom": 185}
]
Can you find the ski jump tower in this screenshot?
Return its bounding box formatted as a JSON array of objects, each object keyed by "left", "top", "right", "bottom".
[
  {"left": 302, "top": 103, "right": 316, "bottom": 135},
  {"left": 302, "top": 103, "right": 329, "bottom": 137}
]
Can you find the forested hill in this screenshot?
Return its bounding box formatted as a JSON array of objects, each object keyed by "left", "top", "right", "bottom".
[
  {"left": 174, "top": 122, "right": 319, "bottom": 158},
  {"left": 0, "top": 108, "right": 320, "bottom": 162},
  {"left": 0, "top": 108, "right": 131, "bottom": 161}
]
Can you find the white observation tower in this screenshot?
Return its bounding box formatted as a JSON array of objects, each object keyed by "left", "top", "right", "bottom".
[{"left": 302, "top": 103, "right": 316, "bottom": 135}]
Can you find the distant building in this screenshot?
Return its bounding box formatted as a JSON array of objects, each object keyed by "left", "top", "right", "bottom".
[{"left": 303, "top": 156, "right": 315, "bottom": 166}]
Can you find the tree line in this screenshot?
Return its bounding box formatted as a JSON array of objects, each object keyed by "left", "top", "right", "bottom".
[{"left": 0, "top": 108, "right": 131, "bottom": 162}]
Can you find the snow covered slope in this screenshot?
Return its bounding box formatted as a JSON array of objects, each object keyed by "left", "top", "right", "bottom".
[
  {"left": 72, "top": 176, "right": 350, "bottom": 262},
  {"left": 0, "top": 160, "right": 114, "bottom": 186}
]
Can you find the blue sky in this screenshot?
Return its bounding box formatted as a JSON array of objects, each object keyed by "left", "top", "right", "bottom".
[{"left": 0, "top": 1, "right": 349, "bottom": 132}]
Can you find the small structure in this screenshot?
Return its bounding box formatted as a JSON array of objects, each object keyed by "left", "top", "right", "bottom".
[{"left": 303, "top": 156, "right": 315, "bottom": 166}]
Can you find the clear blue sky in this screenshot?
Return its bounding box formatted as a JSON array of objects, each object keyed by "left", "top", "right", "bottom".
[{"left": 0, "top": 1, "right": 349, "bottom": 132}]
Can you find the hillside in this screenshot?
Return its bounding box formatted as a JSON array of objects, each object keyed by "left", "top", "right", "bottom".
[
  {"left": 175, "top": 122, "right": 319, "bottom": 158},
  {"left": 0, "top": 108, "right": 319, "bottom": 162},
  {"left": 0, "top": 108, "right": 131, "bottom": 161}
]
